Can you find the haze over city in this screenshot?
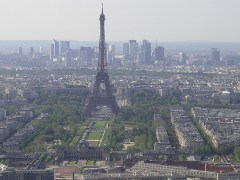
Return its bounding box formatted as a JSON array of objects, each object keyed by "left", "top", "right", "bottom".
[
  {"left": 2, "top": 1, "right": 240, "bottom": 179},
  {"left": 0, "top": 0, "right": 240, "bottom": 41}
]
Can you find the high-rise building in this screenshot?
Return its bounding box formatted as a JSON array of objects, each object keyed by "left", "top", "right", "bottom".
[
  {"left": 142, "top": 40, "right": 152, "bottom": 65},
  {"left": 60, "top": 41, "right": 70, "bottom": 56},
  {"left": 50, "top": 39, "right": 60, "bottom": 60},
  {"left": 107, "top": 44, "right": 115, "bottom": 65},
  {"left": 211, "top": 48, "right": 220, "bottom": 61},
  {"left": 129, "top": 40, "right": 139, "bottom": 63},
  {"left": 39, "top": 47, "right": 43, "bottom": 53},
  {"left": 179, "top": 52, "right": 187, "bottom": 65},
  {"left": 123, "top": 43, "right": 129, "bottom": 60},
  {"left": 137, "top": 50, "right": 144, "bottom": 65},
  {"left": 50, "top": 44, "right": 54, "bottom": 60},
  {"left": 53, "top": 40, "right": 60, "bottom": 57},
  {"left": 80, "top": 50, "right": 88, "bottom": 66},
  {"left": 153, "top": 46, "right": 164, "bottom": 65},
  {"left": 29, "top": 47, "right": 34, "bottom": 58},
  {"left": 65, "top": 50, "right": 71, "bottom": 67},
  {"left": 80, "top": 47, "right": 94, "bottom": 66},
  {"left": 18, "top": 47, "right": 23, "bottom": 55}
]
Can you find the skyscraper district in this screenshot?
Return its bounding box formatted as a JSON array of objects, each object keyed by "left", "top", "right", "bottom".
[{"left": 1, "top": 5, "right": 240, "bottom": 180}]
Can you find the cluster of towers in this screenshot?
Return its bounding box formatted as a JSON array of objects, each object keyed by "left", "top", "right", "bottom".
[
  {"left": 122, "top": 40, "right": 165, "bottom": 66},
  {"left": 49, "top": 39, "right": 117, "bottom": 68},
  {"left": 50, "top": 40, "right": 70, "bottom": 61},
  {"left": 18, "top": 46, "right": 45, "bottom": 60}
]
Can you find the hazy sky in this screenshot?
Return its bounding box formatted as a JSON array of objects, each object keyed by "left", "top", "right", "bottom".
[{"left": 0, "top": 0, "right": 240, "bottom": 42}]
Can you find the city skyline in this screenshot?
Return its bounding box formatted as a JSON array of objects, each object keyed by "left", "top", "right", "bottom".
[{"left": 0, "top": 0, "right": 239, "bottom": 42}]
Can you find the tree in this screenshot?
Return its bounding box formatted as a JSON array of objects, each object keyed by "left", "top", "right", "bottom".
[
  {"left": 159, "top": 154, "right": 165, "bottom": 160},
  {"left": 234, "top": 146, "right": 240, "bottom": 160},
  {"left": 229, "top": 153, "right": 236, "bottom": 162},
  {"left": 213, "top": 155, "right": 221, "bottom": 163},
  {"left": 178, "top": 154, "right": 186, "bottom": 161},
  {"left": 159, "top": 154, "right": 168, "bottom": 160}
]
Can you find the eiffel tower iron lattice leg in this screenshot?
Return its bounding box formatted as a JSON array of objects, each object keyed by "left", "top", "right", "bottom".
[{"left": 83, "top": 72, "right": 119, "bottom": 116}]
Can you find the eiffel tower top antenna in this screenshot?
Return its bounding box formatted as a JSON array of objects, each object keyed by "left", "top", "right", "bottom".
[
  {"left": 98, "top": 3, "right": 106, "bottom": 73},
  {"left": 102, "top": 3, "right": 103, "bottom": 14}
]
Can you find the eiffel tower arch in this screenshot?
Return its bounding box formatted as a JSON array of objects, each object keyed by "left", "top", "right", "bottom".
[{"left": 83, "top": 5, "right": 119, "bottom": 116}]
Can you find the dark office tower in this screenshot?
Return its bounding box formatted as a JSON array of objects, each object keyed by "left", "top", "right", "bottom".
[
  {"left": 29, "top": 47, "right": 34, "bottom": 58},
  {"left": 53, "top": 39, "right": 60, "bottom": 57},
  {"left": 54, "top": 40, "right": 60, "bottom": 57},
  {"left": 137, "top": 50, "right": 144, "bottom": 65},
  {"left": 65, "top": 50, "right": 71, "bottom": 67},
  {"left": 18, "top": 47, "right": 23, "bottom": 55},
  {"left": 211, "top": 48, "right": 220, "bottom": 61},
  {"left": 123, "top": 43, "right": 129, "bottom": 60},
  {"left": 142, "top": 40, "right": 152, "bottom": 65},
  {"left": 50, "top": 39, "right": 60, "bottom": 60},
  {"left": 153, "top": 46, "right": 164, "bottom": 64},
  {"left": 83, "top": 5, "right": 119, "bottom": 116},
  {"left": 50, "top": 44, "right": 54, "bottom": 60},
  {"left": 60, "top": 41, "right": 70, "bottom": 56},
  {"left": 129, "top": 40, "right": 138, "bottom": 63},
  {"left": 179, "top": 52, "right": 187, "bottom": 65},
  {"left": 80, "top": 47, "right": 95, "bottom": 66},
  {"left": 80, "top": 50, "right": 88, "bottom": 66}
]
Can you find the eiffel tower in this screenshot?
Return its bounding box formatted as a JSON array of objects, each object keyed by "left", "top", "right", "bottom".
[{"left": 83, "top": 5, "right": 119, "bottom": 116}]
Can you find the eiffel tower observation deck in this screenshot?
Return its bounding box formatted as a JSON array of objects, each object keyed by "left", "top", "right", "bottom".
[{"left": 83, "top": 5, "right": 119, "bottom": 117}]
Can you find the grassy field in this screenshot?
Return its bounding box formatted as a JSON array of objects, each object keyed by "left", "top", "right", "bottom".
[
  {"left": 69, "top": 136, "right": 80, "bottom": 146},
  {"left": 88, "top": 141, "right": 99, "bottom": 147},
  {"left": 86, "top": 160, "right": 95, "bottom": 165},
  {"left": 93, "top": 121, "right": 107, "bottom": 128},
  {"left": 86, "top": 132, "right": 103, "bottom": 140},
  {"left": 68, "top": 160, "right": 77, "bottom": 165}
]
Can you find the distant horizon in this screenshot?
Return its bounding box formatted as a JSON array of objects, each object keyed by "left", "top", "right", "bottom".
[
  {"left": 0, "top": 40, "right": 240, "bottom": 53},
  {"left": 1, "top": 40, "right": 240, "bottom": 43}
]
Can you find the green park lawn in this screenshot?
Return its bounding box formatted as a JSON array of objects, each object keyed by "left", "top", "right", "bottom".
[
  {"left": 93, "top": 121, "right": 107, "bottom": 128},
  {"left": 69, "top": 136, "right": 81, "bottom": 146},
  {"left": 86, "top": 160, "right": 95, "bottom": 165},
  {"left": 86, "top": 132, "right": 103, "bottom": 140},
  {"left": 69, "top": 160, "right": 77, "bottom": 165},
  {"left": 88, "top": 141, "right": 99, "bottom": 147}
]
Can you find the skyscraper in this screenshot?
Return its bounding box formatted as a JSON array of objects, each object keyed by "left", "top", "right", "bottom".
[
  {"left": 50, "top": 39, "right": 60, "bottom": 60},
  {"left": 80, "top": 47, "right": 95, "bottom": 66},
  {"left": 50, "top": 44, "right": 54, "bottom": 60},
  {"left": 80, "top": 50, "right": 88, "bottom": 66},
  {"left": 53, "top": 40, "right": 60, "bottom": 57},
  {"left": 129, "top": 40, "right": 139, "bottom": 63},
  {"left": 29, "top": 47, "right": 34, "bottom": 58},
  {"left": 107, "top": 44, "right": 115, "bottom": 65},
  {"left": 60, "top": 41, "right": 70, "bottom": 56},
  {"left": 142, "top": 40, "right": 152, "bottom": 65},
  {"left": 65, "top": 50, "right": 71, "bottom": 67},
  {"left": 211, "top": 48, "right": 220, "bottom": 61},
  {"left": 18, "top": 47, "right": 23, "bottom": 56},
  {"left": 153, "top": 46, "right": 164, "bottom": 65},
  {"left": 39, "top": 47, "right": 43, "bottom": 53},
  {"left": 123, "top": 43, "right": 129, "bottom": 60},
  {"left": 179, "top": 52, "right": 187, "bottom": 65}
]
